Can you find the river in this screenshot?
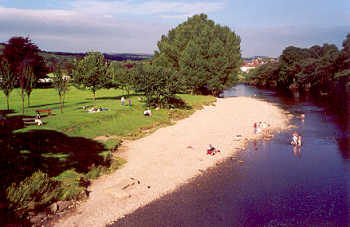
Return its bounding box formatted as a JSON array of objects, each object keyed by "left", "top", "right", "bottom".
[{"left": 111, "top": 84, "right": 350, "bottom": 226}]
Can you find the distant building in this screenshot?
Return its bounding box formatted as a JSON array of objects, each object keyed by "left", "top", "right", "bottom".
[{"left": 240, "top": 66, "right": 255, "bottom": 72}]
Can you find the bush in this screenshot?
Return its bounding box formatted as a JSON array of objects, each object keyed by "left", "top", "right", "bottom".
[
  {"left": 53, "top": 169, "right": 85, "bottom": 200},
  {"left": 6, "top": 170, "right": 57, "bottom": 216}
]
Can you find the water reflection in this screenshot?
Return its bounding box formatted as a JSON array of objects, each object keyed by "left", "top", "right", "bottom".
[{"left": 292, "top": 145, "right": 302, "bottom": 158}]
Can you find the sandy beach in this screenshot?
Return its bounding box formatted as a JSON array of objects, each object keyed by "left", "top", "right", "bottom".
[{"left": 55, "top": 97, "right": 290, "bottom": 227}]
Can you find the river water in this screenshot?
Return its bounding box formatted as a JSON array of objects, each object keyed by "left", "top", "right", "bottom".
[{"left": 111, "top": 84, "right": 350, "bottom": 226}]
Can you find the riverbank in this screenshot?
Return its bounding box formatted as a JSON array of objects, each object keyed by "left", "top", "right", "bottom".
[{"left": 55, "top": 97, "right": 290, "bottom": 226}]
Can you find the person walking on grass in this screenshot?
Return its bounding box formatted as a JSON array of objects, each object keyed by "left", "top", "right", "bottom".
[{"left": 121, "top": 96, "right": 125, "bottom": 105}]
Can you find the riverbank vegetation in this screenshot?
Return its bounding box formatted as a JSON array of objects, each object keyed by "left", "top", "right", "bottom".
[
  {"left": 0, "top": 14, "right": 237, "bottom": 223},
  {"left": 245, "top": 34, "right": 350, "bottom": 98}
]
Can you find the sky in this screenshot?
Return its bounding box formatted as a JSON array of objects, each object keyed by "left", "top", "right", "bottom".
[{"left": 0, "top": 0, "right": 349, "bottom": 57}]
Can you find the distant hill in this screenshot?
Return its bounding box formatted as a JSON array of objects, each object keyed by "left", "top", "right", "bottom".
[
  {"left": 42, "top": 51, "right": 153, "bottom": 62},
  {"left": 0, "top": 43, "right": 153, "bottom": 66}
]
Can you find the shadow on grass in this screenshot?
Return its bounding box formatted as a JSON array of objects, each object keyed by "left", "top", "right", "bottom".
[
  {"left": 29, "top": 102, "right": 61, "bottom": 108},
  {"left": 94, "top": 93, "right": 143, "bottom": 101},
  {"left": 0, "top": 111, "right": 108, "bottom": 224}
]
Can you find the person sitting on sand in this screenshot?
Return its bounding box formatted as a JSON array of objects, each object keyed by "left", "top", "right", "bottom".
[
  {"left": 291, "top": 132, "right": 298, "bottom": 145},
  {"left": 144, "top": 109, "right": 152, "bottom": 116},
  {"left": 207, "top": 144, "right": 215, "bottom": 155},
  {"left": 207, "top": 144, "right": 220, "bottom": 155}
]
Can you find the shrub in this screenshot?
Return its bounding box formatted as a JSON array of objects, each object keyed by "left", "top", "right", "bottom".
[
  {"left": 6, "top": 170, "right": 57, "bottom": 216},
  {"left": 53, "top": 169, "right": 85, "bottom": 200}
]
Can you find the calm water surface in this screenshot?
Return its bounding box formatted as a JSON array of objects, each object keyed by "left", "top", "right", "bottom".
[{"left": 111, "top": 84, "right": 350, "bottom": 226}]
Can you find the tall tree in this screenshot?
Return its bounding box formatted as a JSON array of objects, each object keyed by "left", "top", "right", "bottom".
[
  {"left": 2, "top": 36, "right": 48, "bottom": 84},
  {"left": 133, "top": 63, "right": 183, "bottom": 108},
  {"left": 18, "top": 63, "right": 34, "bottom": 114},
  {"left": 71, "top": 52, "right": 109, "bottom": 101},
  {"left": 0, "top": 57, "right": 16, "bottom": 110},
  {"left": 108, "top": 61, "right": 135, "bottom": 96},
  {"left": 53, "top": 64, "right": 69, "bottom": 113},
  {"left": 336, "top": 34, "right": 350, "bottom": 86},
  {"left": 153, "top": 14, "right": 241, "bottom": 96}
]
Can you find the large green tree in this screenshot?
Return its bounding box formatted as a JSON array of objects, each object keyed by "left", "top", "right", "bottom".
[
  {"left": 107, "top": 61, "right": 135, "bottom": 96},
  {"left": 153, "top": 14, "right": 241, "bottom": 96},
  {"left": 336, "top": 34, "right": 350, "bottom": 87},
  {"left": 71, "top": 52, "right": 109, "bottom": 101},
  {"left": 133, "top": 63, "right": 183, "bottom": 108}
]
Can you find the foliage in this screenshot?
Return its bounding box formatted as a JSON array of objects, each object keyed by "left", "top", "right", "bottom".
[
  {"left": 0, "top": 57, "right": 16, "bottom": 110},
  {"left": 246, "top": 34, "right": 350, "bottom": 95},
  {"left": 133, "top": 63, "right": 184, "bottom": 108},
  {"left": 6, "top": 171, "right": 57, "bottom": 216},
  {"left": 71, "top": 52, "right": 110, "bottom": 101},
  {"left": 52, "top": 63, "right": 69, "bottom": 113},
  {"left": 53, "top": 169, "right": 85, "bottom": 200},
  {"left": 18, "top": 63, "right": 35, "bottom": 113},
  {"left": 153, "top": 14, "right": 241, "bottom": 96},
  {"left": 2, "top": 36, "right": 48, "bottom": 84},
  {"left": 106, "top": 61, "right": 135, "bottom": 95}
]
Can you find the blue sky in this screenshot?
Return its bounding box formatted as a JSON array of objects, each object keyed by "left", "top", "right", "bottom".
[{"left": 0, "top": 0, "right": 349, "bottom": 56}]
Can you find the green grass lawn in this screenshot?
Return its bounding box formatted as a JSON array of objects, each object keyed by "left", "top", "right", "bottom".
[
  {"left": 0, "top": 86, "right": 216, "bottom": 219},
  {"left": 2, "top": 87, "right": 215, "bottom": 139}
]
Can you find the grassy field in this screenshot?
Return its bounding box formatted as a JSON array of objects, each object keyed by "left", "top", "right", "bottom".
[{"left": 0, "top": 86, "right": 216, "bottom": 220}]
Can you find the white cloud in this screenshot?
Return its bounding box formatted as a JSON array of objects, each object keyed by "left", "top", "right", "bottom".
[
  {"left": 0, "top": 1, "right": 225, "bottom": 53},
  {"left": 70, "top": 0, "right": 224, "bottom": 18},
  {"left": 0, "top": 5, "right": 170, "bottom": 53}
]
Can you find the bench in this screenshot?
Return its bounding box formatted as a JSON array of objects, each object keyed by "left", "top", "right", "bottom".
[
  {"left": 36, "top": 109, "right": 52, "bottom": 116},
  {"left": 22, "top": 117, "right": 37, "bottom": 125}
]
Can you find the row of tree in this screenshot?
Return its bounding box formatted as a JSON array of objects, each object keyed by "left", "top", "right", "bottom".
[
  {"left": 1, "top": 14, "right": 242, "bottom": 113},
  {"left": 246, "top": 34, "right": 350, "bottom": 96}
]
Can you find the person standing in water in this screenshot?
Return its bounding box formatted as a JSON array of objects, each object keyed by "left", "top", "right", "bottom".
[{"left": 297, "top": 135, "right": 302, "bottom": 147}]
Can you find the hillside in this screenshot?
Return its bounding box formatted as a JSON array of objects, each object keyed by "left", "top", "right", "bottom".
[{"left": 0, "top": 43, "right": 153, "bottom": 65}]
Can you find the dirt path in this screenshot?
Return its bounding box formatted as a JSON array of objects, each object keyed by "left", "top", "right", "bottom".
[{"left": 54, "top": 97, "right": 290, "bottom": 227}]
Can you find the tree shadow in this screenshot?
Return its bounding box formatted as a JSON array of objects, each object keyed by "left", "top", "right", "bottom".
[
  {"left": 29, "top": 102, "right": 60, "bottom": 108},
  {"left": 0, "top": 111, "right": 108, "bottom": 224},
  {"left": 94, "top": 93, "right": 143, "bottom": 100}
]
